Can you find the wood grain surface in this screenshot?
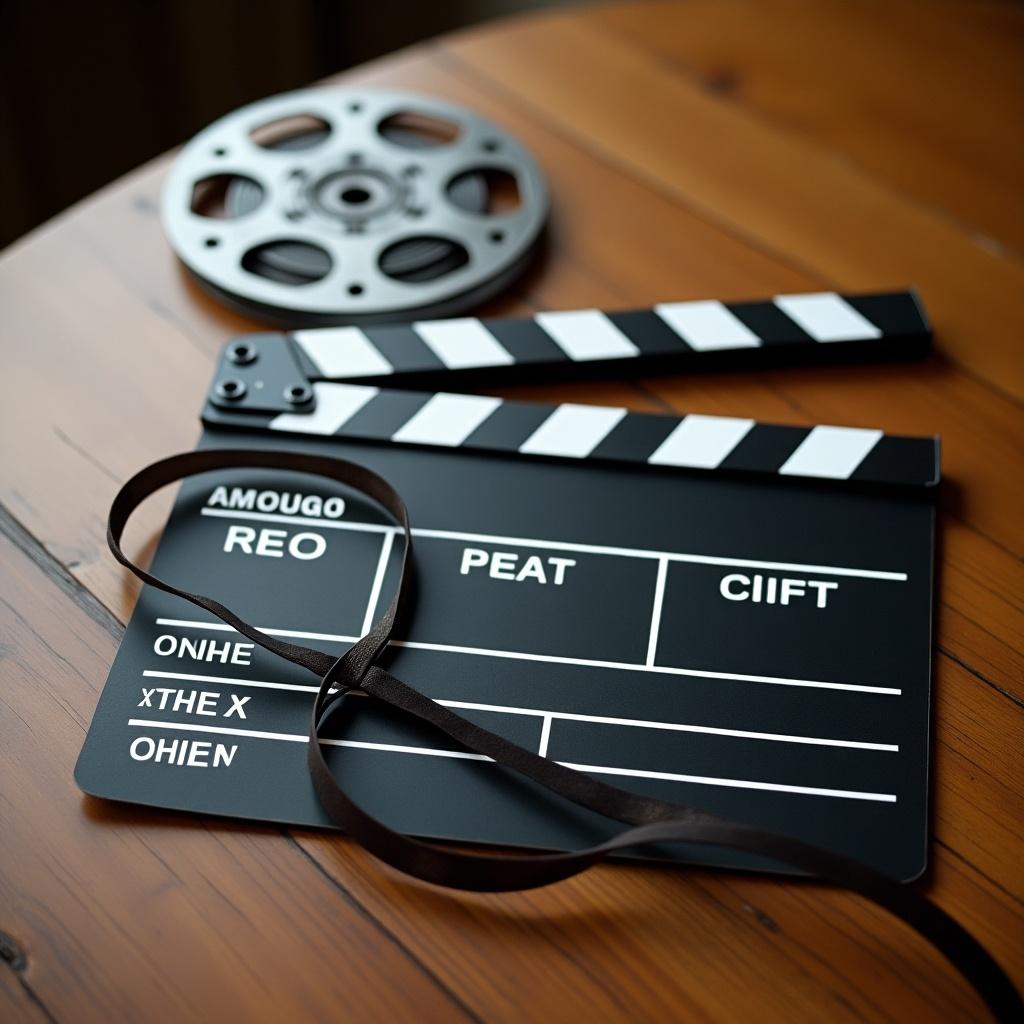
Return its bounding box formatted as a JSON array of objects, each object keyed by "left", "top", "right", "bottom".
[{"left": 1, "top": 2, "right": 1022, "bottom": 1021}]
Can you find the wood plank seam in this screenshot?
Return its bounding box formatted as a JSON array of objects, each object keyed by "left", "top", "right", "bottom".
[
  {"left": 595, "top": 19, "right": 1024, "bottom": 266},
  {"left": 589, "top": 0, "right": 1024, "bottom": 258},
  {"left": 0, "top": 505, "right": 122, "bottom": 643},
  {"left": 67, "top": 222, "right": 220, "bottom": 361},
  {"left": 715, "top": 881, "right": 926, "bottom": 1020},
  {"left": 939, "top": 646, "right": 1024, "bottom": 712},
  {"left": 433, "top": 46, "right": 838, "bottom": 301},
  {"left": 935, "top": 838, "right": 1024, "bottom": 912},
  {"left": 0, "top": 505, "right": 481, "bottom": 1022},
  {"left": 284, "top": 834, "right": 485, "bottom": 1024}
]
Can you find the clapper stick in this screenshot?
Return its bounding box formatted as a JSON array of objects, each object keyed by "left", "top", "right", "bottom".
[
  {"left": 285, "top": 288, "right": 931, "bottom": 384},
  {"left": 205, "top": 289, "right": 938, "bottom": 487}
]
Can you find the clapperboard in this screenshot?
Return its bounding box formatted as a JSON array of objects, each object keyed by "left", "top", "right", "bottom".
[{"left": 77, "top": 290, "right": 939, "bottom": 880}]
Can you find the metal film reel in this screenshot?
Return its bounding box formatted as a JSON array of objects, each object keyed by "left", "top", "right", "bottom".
[{"left": 161, "top": 88, "right": 549, "bottom": 325}]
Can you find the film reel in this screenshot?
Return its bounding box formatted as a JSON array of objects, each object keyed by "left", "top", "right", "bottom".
[{"left": 161, "top": 88, "right": 549, "bottom": 325}]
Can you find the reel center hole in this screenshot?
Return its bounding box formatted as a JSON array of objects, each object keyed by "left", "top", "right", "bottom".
[{"left": 340, "top": 186, "right": 372, "bottom": 205}]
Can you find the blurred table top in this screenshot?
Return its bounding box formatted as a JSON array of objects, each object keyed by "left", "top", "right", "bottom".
[{"left": 2, "top": 2, "right": 1022, "bottom": 1020}]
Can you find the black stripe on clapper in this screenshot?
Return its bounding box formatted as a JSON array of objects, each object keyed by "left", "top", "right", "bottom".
[
  {"left": 719, "top": 424, "right": 811, "bottom": 473},
  {"left": 483, "top": 317, "right": 566, "bottom": 365},
  {"left": 851, "top": 435, "right": 940, "bottom": 486},
  {"left": 463, "top": 399, "right": 555, "bottom": 450},
  {"left": 589, "top": 411, "right": 681, "bottom": 461},
  {"left": 844, "top": 291, "right": 931, "bottom": 344},
  {"left": 726, "top": 301, "right": 816, "bottom": 347},
  {"left": 332, "top": 390, "right": 432, "bottom": 441},
  {"left": 361, "top": 325, "right": 446, "bottom": 375},
  {"left": 605, "top": 310, "right": 694, "bottom": 356}
]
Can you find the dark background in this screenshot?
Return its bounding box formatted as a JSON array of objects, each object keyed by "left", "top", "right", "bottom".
[{"left": 0, "top": 0, "right": 565, "bottom": 250}]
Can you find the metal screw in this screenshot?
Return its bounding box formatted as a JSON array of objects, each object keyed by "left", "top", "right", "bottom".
[
  {"left": 215, "top": 378, "right": 247, "bottom": 401},
  {"left": 227, "top": 342, "right": 257, "bottom": 365},
  {"left": 284, "top": 384, "right": 312, "bottom": 406}
]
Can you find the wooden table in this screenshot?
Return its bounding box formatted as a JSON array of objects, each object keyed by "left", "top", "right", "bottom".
[{"left": 2, "top": 2, "right": 1022, "bottom": 1020}]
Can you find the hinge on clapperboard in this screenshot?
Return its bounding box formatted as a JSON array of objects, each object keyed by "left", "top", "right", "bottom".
[{"left": 204, "top": 289, "right": 939, "bottom": 488}]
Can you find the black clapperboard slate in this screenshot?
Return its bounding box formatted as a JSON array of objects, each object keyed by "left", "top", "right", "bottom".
[{"left": 77, "top": 290, "right": 939, "bottom": 880}]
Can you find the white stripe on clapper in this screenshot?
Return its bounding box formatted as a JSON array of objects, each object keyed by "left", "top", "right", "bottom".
[
  {"left": 779, "top": 425, "right": 884, "bottom": 480},
  {"left": 534, "top": 309, "right": 640, "bottom": 361},
  {"left": 519, "top": 404, "right": 627, "bottom": 458},
  {"left": 293, "top": 327, "right": 394, "bottom": 379},
  {"left": 391, "top": 392, "right": 502, "bottom": 447},
  {"left": 654, "top": 300, "right": 762, "bottom": 351},
  {"left": 648, "top": 414, "right": 755, "bottom": 468},
  {"left": 773, "top": 292, "right": 882, "bottom": 343},
  {"left": 413, "top": 317, "right": 515, "bottom": 370},
  {"left": 269, "top": 383, "right": 379, "bottom": 434}
]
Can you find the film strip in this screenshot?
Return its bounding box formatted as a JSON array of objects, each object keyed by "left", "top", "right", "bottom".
[{"left": 205, "top": 289, "right": 938, "bottom": 487}]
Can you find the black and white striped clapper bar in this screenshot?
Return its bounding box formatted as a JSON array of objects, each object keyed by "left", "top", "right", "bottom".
[
  {"left": 78, "top": 286, "right": 940, "bottom": 882},
  {"left": 206, "top": 289, "right": 937, "bottom": 487},
  {"left": 230, "top": 287, "right": 929, "bottom": 386}
]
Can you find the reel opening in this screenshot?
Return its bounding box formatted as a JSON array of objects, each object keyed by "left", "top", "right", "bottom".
[
  {"left": 249, "top": 114, "right": 332, "bottom": 150},
  {"left": 380, "top": 236, "right": 469, "bottom": 283},
  {"left": 447, "top": 167, "right": 521, "bottom": 215},
  {"left": 242, "top": 240, "right": 333, "bottom": 286},
  {"left": 377, "top": 111, "right": 460, "bottom": 148},
  {"left": 191, "top": 174, "right": 264, "bottom": 219}
]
